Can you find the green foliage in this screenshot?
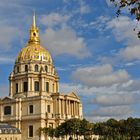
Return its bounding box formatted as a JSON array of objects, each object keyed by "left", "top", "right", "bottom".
[
  {"left": 93, "top": 117, "right": 140, "bottom": 139},
  {"left": 41, "top": 117, "right": 140, "bottom": 139}
]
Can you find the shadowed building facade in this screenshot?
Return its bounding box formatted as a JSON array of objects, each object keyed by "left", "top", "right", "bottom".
[{"left": 0, "top": 14, "right": 83, "bottom": 140}]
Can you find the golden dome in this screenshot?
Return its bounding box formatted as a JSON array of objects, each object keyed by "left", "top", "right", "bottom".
[
  {"left": 16, "top": 44, "right": 52, "bottom": 63},
  {"left": 16, "top": 13, "right": 52, "bottom": 63}
]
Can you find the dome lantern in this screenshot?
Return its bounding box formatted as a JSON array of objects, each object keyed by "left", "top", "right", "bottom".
[
  {"left": 28, "top": 12, "right": 40, "bottom": 45},
  {"left": 16, "top": 13, "right": 52, "bottom": 63}
]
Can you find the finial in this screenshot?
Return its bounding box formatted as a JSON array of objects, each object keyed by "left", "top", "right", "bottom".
[
  {"left": 28, "top": 11, "right": 40, "bottom": 45},
  {"left": 32, "top": 11, "right": 36, "bottom": 27}
]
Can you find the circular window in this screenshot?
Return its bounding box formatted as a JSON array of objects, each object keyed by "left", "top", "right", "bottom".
[{"left": 33, "top": 32, "right": 36, "bottom": 36}]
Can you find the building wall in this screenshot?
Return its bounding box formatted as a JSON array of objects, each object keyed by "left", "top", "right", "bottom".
[
  {"left": 0, "top": 134, "right": 21, "bottom": 140},
  {"left": 0, "top": 93, "right": 83, "bottom": 140}
]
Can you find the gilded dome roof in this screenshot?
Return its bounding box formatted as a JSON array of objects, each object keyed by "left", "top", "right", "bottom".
[
  {"left": 16, "top": 13, "right": 52, "bottom": 63},
  {"left": 16, "top": 44, "right": 52, "bottom": 63}
]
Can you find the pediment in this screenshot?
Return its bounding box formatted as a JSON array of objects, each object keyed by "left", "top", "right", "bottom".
[
  {"left": 2, "top": 97, "right": 13, "bottom": 101},
  {"left": 67, "top": 92, "right": 79, "bottom": 99}
]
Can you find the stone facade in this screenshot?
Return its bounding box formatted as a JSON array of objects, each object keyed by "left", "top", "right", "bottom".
[
  {"left": 0, "top": 123, "right": 21, "bottom": 140},
  {"left": 0, "top": 14, "right": 83, "bottom": 140}
]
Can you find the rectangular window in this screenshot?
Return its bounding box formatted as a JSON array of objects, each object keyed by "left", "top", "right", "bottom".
[
  {"left": 47, "top": 105, "right": 50, "bottom": 113},
  {"left": 16, "top": 83, "right": 18, "bottom": 93},
  {"left": 35, "top": 81, "right": 39, "bottom": 92},
  {"left": 4, "top": 106, "right": 11, "bottom": 115},
  {"left": 25, "top": 65, "right": 28, "bottom": 72},
  {"left": 46, "top": 82, "right": 49, "bottom": 92},
  {"left": 29, "top": 105, "right": 33, "bottom": 114},
  {"left": 29, "top": 125, "right": 33, "bottom": 137},
  {"left": 23, "top": 82, "right": 28, "bottom": 92}
]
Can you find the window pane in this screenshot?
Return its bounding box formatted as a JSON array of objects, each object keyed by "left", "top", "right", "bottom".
[
  {"left": 46, "top": 82, "right": 49, "bottom": 92},
  {"left": 16, "top": 83, "right": 18, "bottom": 93},
  {"left": 29, "top": 105, "right": 33, "bottom": 114},
  {"left": 25, "top": 65, "right": 28, "bottom": 72},
  {"left": 45, "top": 66, "right": 48, "bottom": 72},
  {"left": 29, "top": 125, "right": 33, "bottom": 137},
  {"left": 24, "top": 82, "right": 28, "bottom": 92},
  {"left": 35, "top": 81, "right": 39, "bottom": 91},
  {"left": 35, "top": 65, "right": 38, "bottom": 72},
  {"left": 4, "top": 106, "right": 11, "bottom": 115},
  {"left": 47, "top": 105, "right": 50, "bottom": 113}
]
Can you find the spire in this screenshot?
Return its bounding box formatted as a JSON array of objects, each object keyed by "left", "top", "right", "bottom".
[
  {"left": 28, "top": 12, "right": 40, "bottom": 45},
  {"left": 32, "top": 11, "right": 36, "bottom": 28}
]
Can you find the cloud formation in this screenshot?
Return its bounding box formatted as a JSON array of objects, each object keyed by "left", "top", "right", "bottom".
[
  {"left": 90, "top": 93, "right": 139, "bottom": 106},
  {"left": 88, "top": 106, "right": 133, "bottom": 117},
  {"left": 0, "top": 25, "right": 19, "bottom": 51},
  {"left": 107, "top": 16, "right": 140, "bottom": 61},
  {"left": 41, "top": 27, "right": 91, "bottom": 58},
  {"left": 72, "top": 64, "right": 130, "bottom": 87},
  {"left": 40, "top": 13, "right": 70, "bottom": 27}
]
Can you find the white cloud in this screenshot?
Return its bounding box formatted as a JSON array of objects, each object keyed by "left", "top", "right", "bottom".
[
  {"left": 91, "top": 93, "right": 138, "bottom": 106},
  {"left": 72, "top": 64, "right": 130, "bottom": 87},
  {"left": 0, "top": 25, "right": 19, "bottom": 51},
  {"left": 0, "top": 57, "right": 14, "bottom": 64},
  {"left": 40, "top": 13, "right": 70, "bottom": 27},
  {"left": 88, "top": 106, "right": 133, "bottom": 117},
  {"left": 0, "top": 85, "right": 9, "bottom": 98},
  {"left": 107, "top": 16, "right": 140, "bottom": 61},
  {"left": 121, "top": 45, "right": 140, "bottom": 60},
  {"left": 79, "top": 0, "right": 90, "bottom": 14},
  {"left": 41, "top": 26, "right": 91, "bottom": 58},
  {"left": 60, "top": 78, "right": 140, "bottom": 122}
]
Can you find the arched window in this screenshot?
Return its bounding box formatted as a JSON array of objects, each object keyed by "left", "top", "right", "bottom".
[
  {"left": 45, "top": 66, "right": 48, "bottom": 72},
  {"left": 25, "top": 65, "right": 28, "bottom": 72},
  {"left": 35, "top": 64, "right": 39, "bottom": 72},
  {"left": 34, "top": 81, "right": 39, "bottom": 92}
]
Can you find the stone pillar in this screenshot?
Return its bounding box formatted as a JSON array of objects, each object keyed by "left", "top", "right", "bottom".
[
  {"left": 41, "top": 77, "right": 45, "bottom": 93},
  {"left": 69, "top": 100, "right": 71, "bottom": 115},
  {"left": 28, "top": 77, "right": 31, "bottom": 91},
  {"left": 20, "top": 80, "right": 23, "bottom": 93},
  {"left": 78, "top": 103, "right": 79, "bottom": 116},
  {"left": 59, "top": 99, "right": 61, "bottom": 116},
  {"left": 0, "top": 104, "right": 3, "bottom": 121},
  {"left": 9, "top": 80, "right": 13, "bottom": 97},
  {"left": 76, "top": 102, "right": 78, "bottom": 116}
]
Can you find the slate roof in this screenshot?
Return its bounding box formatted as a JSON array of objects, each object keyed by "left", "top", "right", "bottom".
[{"left": 0, "top": 123, "right": 21, "bottom": 134}]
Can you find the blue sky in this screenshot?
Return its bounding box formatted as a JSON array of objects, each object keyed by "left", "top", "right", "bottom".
[{"left": 0, "top": 0, "right": 140, "bottom": 122}]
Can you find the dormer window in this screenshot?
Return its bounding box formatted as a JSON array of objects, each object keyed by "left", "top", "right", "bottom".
[
  {"left": 35, "top": 64, "right": 38, "bottom": 72},
  {"left": 25, "top": 65, "right": 28, "bottom": 72}
]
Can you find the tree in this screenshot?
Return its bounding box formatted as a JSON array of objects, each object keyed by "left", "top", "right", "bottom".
[
  {"left": 79, "top": 119, "right": 93, "bottom": 140},
  {"left": 93, "top": 117, "right": 140, "bottom": 139},
  {"left": 110, "top": 0, "right": 140, "bottom": 37},
  {"left": 42, "top": 127, "right": 56, "bottom": 140}
]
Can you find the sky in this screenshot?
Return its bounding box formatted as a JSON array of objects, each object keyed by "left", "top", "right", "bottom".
[{"left": 0, "top": 0, "right": 140, "bottom": 122}]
